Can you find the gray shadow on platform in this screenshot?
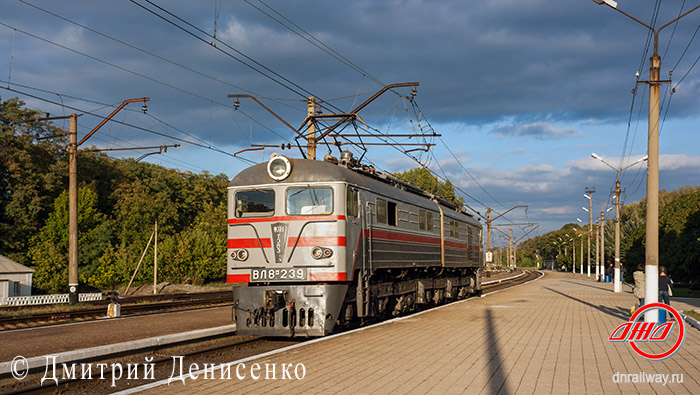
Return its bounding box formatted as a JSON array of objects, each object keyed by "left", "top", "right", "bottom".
[
  {"left": 485, "top": 309, "right": 510, "bottom": 395},
  {"left": 544, "top": 286, "right": 630, "bottom": 321},
  {"left": 562, "top": 280, "right": 612, "bottom": 292}
]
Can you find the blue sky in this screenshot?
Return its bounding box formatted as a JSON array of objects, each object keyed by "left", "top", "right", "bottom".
[{"left": 2, "top": 0, "right": 700, "bottom": 244}]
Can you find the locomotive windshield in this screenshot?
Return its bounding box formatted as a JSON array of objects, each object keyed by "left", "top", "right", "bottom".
[
  {"left": 234, "top": 189, "right": 275, "bottom": 217},
  {"left": 287, "top": 187, "right": 333, "bottom": 215}
]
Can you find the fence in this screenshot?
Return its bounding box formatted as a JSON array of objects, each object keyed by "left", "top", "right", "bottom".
[{"left": 0, "top": 292, "right": 102, "bottom": 306}]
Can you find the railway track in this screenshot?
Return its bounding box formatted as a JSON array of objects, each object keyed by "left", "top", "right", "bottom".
[
  {"left": 481, "top": 270, "right": 542, "bottom": 293},
  {"left": 0, "top": 336, "right": 302, "bottom": 395},
  {"left": 0, "top": 291, "right": 233, "bottom": 330}
]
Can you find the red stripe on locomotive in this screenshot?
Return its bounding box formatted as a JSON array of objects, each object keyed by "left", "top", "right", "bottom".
[
  {"left": 287, "top": 236, "right": 346, "bottom": 247},
  {"left": 227, "top": 238, "right": 272, "bottom": 249}
]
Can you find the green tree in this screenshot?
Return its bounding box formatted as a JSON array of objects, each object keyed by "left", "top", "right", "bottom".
[
  {"left": 0, "top": 97, "right": 66, "bottom": 264},
  {"left": 159, "top": 201, "right": 227, "bottom": 284},
  {"left": 393, "top": 167, "right": 464, "bottom": 206},
  {"left": 29, "top": 186, "right": 111, "bottom": 293}
]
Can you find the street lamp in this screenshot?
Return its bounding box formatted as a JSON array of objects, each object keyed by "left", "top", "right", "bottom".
[
  {"left": 592, "top": 0, "right": 700, "bottom": 322},
  {"left": 593, "top": 0, "right": 618, "bottom": 7},
  {"left": 583, "top": 187, "right": 595, "bottom": 277},
  {"left": 591, "top": 153, "right": 647, "bottom": 292},
  {"left": 585, "top": 195, "right": 607, "bottom": 281}
]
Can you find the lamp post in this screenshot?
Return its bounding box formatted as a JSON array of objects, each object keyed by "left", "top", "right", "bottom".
[
  {"left": 583, "top": 187, "right": 595, "bottom": 277},
  {"left": 576, "top": 219, "right": 584, "bottom": 274},
  {"left": 591, "top": 153, "right": 648, "bottom": 292},
  {"left": 592, "top": 0, "right": 700, "bottom": 322},
  {"left": 601, "top": 206, "right": 614, "bottom": 282}
]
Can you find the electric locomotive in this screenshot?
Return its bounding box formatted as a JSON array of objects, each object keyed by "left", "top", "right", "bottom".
[{"left": 228, "top": 151, "right": 483, "bottom": 337}]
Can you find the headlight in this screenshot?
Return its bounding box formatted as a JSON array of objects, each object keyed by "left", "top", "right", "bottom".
[
  {"left": 312, "top": 247, "right": 332, "bottom": 259},
  {"left": 231, "top": 249, "right": 248, "bottom": 261},
  {"left": 237, "top": 249, "right": 248, "bottom": 261},
  {"left": 267, "top": 155, "right": 292, "bottom": 181}
]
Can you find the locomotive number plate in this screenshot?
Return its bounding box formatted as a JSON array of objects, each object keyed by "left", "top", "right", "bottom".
[{"left": 251, "top": 268, "right": 307, "bottom": 282}]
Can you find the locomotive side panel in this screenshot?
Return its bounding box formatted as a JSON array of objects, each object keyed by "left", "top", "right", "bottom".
[{"left": 351, "top": 187, "right": 481, "bottom": 271}]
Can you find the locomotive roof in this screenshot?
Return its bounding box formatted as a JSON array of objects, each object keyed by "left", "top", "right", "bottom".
[
  {"left": 229, "top": 158, "right": 479, "bottom": 224},
  {"left": 229, "top": 158, "right": 368, "bottom": 187}
]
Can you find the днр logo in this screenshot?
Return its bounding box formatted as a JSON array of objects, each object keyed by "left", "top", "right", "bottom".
[{"left": 609, "top": 303, "right": 685, "bottom": 361}]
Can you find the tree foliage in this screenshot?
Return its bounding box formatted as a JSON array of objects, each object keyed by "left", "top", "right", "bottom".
[
  {"left": 393, "top": 167, "right": 464, "bottom": 207},
  {"left": 518, "top": 186, "right": 700, "bottom": 283},
  {"left": 0, "top": 97, "right": 229, "bottom": 293}
]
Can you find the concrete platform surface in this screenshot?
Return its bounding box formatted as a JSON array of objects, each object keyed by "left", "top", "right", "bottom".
[
  {"left": 132, "top": 271, "right": 700, "bottom": 394},
  {"left": 0, "top": 306, "right": 235, "bottom": 361}
]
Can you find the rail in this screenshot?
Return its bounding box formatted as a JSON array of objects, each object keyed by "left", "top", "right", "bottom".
[{"left": 482, "top": 270, "right": 526, "bottom": 286}]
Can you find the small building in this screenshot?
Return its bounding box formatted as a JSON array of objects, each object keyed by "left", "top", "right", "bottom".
[
  {"left": 543, "top": 259, "right": 556, "bottom": 270},
  {"left": 0, "top": 254, "right": 34, "bottom": 299}
]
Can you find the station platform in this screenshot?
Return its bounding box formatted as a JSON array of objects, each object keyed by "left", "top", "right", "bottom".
[
  {"left": 0, "top": 306, "right": 235, "bottom": 362},
  {"left": 132, "top": 271, "right": 700, "bottom": 394}
]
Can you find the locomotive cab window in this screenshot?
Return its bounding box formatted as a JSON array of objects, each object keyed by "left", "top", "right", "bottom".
[
  {"left": 387, "top": 201, "right": 397, "bottom": 226},
  {"left": 375, "top": 198, "right": 396, "bottom": 226},
  {"left": 234, "top": 189, "right": 275, "bottom": 218},
  {"left": 287, "top": 187, "right": 333, "bottom": 215},
  {"left": 449, "top": 220, "right": 459, "bottom": 238},
  {"left": 419, "top": 209, "right": 434, "bottom": 231},
  {"left": 376, "top": 198, "right": 387, "bottom": 223},
  {"left": 346, "top": 187, "right": 359, "bottom": 218}
]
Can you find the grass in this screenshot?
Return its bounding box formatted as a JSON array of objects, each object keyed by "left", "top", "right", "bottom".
[
  {"left": 683, "top": 310, "right": 700, "bottom": 321},
  {"left": 671, "top": 287, "right": 700, "bottom": 298},
  {"left": 0, "top": 303, "right": 95, "bottom": 317}
]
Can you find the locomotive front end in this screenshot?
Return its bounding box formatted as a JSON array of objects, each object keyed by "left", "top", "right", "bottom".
[{"left": 227, "top": 155, "right": 350, "bottom": 337}]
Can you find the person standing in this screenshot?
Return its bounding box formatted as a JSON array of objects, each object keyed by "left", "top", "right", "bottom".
[
  {"left": 633, "top": 264, "right": 645, "bottom": 309},
  {"left": 659, "top": 266, "right": 672, "bottom": 305}
]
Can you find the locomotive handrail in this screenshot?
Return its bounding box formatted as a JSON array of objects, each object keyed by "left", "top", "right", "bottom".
[{"left": 434, "top": 200, "right": 445, "bottom": 267}]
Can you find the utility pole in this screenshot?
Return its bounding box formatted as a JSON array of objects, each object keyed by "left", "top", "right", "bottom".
[
  {"left": 307, "top": 97, "right": 317, "bottom": 160},
  {"left": 614, "top": 183, "right": 622, "bottom": 290},
  {"left": 509, "top": 228, "right": 513, "bottom": 269},
  {"left": 592, "top": 153, "right": 646, "bottom": 291},
  {"left": 600, "top": 208, "right": 605, "bottom": 282},
  {"left": 487, "top": 208, "right": 492, "bottom": 270},
  {"left": 595, "top": 217, "right": 600, "bottom": 281},
  {"left": 153, "top": 220, "right": 158, "bottom": 295},
  {"left": 580, "top": 235, "right": 584, "bottom": 275},
  {"left": 584, "top": 187, "right": 595, "bottom": 277},
  {"left": 484, "top": 205, "right": 527, "bottom": 272},
  {"left": 68, "top": 114, "right": 78, "bottom": 304},
  {"left": 68, "top": 98, "right": 150, "bottom": 304}
]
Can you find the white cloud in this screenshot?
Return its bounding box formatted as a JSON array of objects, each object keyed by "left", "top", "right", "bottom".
[
  {"left": 491, "top": 121, "right": 581, "bottom": 139},
  {"left": 660, "top": 154, "right": 700, "bottom": 170},
  {"left": 540, "top": 206, "right": 573, "bottom": 215}
]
